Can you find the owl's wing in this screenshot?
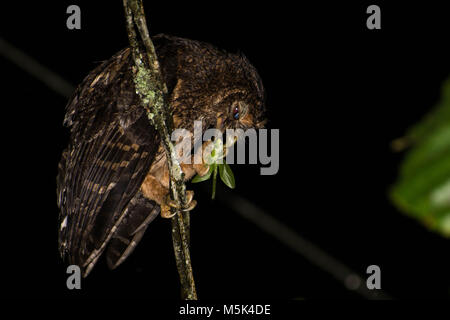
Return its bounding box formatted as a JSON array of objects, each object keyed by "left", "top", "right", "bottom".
[
  {"left": 105, "top": 189, "right": 160, "bottom": 271},
  {"left": 57, "top": 48, "right": 161, "bottom": 276}
]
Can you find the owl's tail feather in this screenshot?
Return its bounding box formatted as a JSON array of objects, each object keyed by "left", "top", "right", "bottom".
[{"left": 105, "top": 190, "right": 160, "bottom": 270}]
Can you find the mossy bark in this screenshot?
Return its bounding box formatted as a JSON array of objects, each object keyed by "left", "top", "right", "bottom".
[{"left": 123, "top": 0, "right": 197, "bottom": 300}]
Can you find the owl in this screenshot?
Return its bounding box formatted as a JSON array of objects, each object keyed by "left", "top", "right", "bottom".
[{"left": 57, "top": 34, "right": 266, "bottom": 277}]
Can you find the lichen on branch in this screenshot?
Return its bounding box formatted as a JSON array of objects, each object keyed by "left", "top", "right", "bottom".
[{"left": 123, "top": 0, "right": 197, "bottom": 300}]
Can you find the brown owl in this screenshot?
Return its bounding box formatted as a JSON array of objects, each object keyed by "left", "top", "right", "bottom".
[{"left": 57, "top": 34, "right": 266, "bottom": 277}]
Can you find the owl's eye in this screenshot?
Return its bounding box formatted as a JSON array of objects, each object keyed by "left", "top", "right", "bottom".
[
  {"left": 232, "top": 105, "right": 240, "bottom": 120},
  {"left": 231, "top": 101, "right": 248, "bottom": 121}
]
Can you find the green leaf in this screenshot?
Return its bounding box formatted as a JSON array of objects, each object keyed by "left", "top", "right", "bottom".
[
  {"left": 391, "top": 79, "right": 450, "bottom": 237},
  {"left": 191, "top": 165, "right": 213, "bottom": 183},
  {"left": 219, "top": 163, "right": 235, "bottom": 189}
]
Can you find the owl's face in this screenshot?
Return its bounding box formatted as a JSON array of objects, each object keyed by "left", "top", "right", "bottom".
[
  {"left": 155, "top": 34, "right": 266, "bottom": 134},
  {"left": 200, "top": 53, "right": 266, "bottom": 133}
]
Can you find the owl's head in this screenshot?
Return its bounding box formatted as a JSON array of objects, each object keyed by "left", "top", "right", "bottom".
[{"left": 154, "top": 34, "right": 266, "bottom": 133}]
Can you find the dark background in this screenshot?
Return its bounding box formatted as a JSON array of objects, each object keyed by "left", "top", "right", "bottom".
[{"left": 1, "top": 1, "right": 449, "bottom": 300}]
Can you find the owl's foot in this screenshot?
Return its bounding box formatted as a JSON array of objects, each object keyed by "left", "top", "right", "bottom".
[
  {"left": 193, "top": 162, "right": 210, "bottom": 177},
  {"left": 160, "top": 190, "right": 197, "bottom": 219}
]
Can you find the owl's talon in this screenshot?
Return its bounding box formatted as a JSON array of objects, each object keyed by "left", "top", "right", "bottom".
[
  {"left": 185, "top": 199, "right": 197, "bottom": 211},
  {"left": 166, "top": 198, "right": 179, "bottom": 208},
  {"left": 185, "top": 190, "right": 194, "bottom": 204},
  {"left": 160, "top": 190, "right": 197, "bottom": 218},
  {"left": 160, "top": 205, "right": 177, "bottom": 219}
]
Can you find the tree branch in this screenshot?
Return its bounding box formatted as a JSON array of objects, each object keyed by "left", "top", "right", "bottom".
[{"left": 123, "top": 0, "right": 197, "bottom": 300}]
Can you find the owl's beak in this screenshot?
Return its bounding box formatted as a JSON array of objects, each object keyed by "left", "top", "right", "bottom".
[{"left": 256, "top": 119, "right": 268, "bottom": 129}]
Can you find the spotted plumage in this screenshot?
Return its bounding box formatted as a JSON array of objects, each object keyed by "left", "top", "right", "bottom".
[{"left": 57, "top": 34, "right": 266, "bottom": 277}]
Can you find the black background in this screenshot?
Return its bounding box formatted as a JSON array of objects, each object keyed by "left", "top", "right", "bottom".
[{"left": 1, "top": 1, "right": 449, "bottom": 300}]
